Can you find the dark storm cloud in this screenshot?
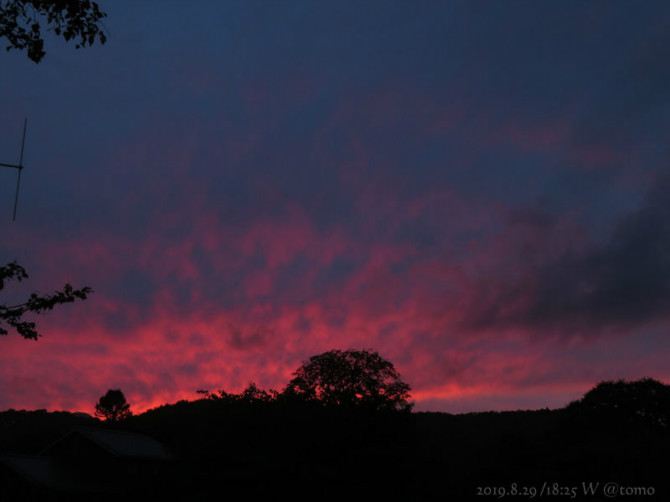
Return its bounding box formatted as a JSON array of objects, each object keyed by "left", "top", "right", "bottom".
[
  {"left": 227, "top": 323, "right": 274, "bottom": 351},
  {"left": 465, "top": 171, "right": 670, "bottom": 335}
]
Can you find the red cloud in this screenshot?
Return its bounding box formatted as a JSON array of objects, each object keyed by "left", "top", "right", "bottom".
[{"left": 2, "top": 73, "right": 667, "bottom": 416}]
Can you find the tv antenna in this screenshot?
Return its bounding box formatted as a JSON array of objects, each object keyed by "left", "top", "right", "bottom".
[{"left": 0, "top": 118, "right": 27, "bottom": 221}]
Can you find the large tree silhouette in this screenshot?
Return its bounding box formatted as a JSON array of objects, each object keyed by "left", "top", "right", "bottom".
[
  {"left": 0, "top": 0, "right": 107, "bottom": 62},
  {"left": 0, "top": 261, "right": 91, "bottom": 340},
  {"left": 566, "top": 377, "right": 670, "bottom": 427},
  {"left": 95, "top": 389, "right": 132, "bottom": 422},
  {"left": 284, "top": 349, "right": 413, "bottom": 411}
]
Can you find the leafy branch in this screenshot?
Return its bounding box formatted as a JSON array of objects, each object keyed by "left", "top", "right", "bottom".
[
  {"left": 0, "top": 261, "right": 92, "bottom": 340},
  {"left": 0, "top": 0, "right": 107, "bottom": 62}
]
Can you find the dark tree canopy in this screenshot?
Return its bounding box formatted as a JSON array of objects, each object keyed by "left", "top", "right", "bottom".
[
  {"left": 0, "top": 0, "right": 107, "bottom": 63},
  {"left": 284, "top": 349, "right": 413, "bottom": 412},
  {"left": 567, "top": 377, "right": 670, "bottom": 427},
  {"left": 0, "top": 261, "right": 92, "bottom": 340},
  {"left": 95, "top": 389, "right": 132, "bottom": 422},
  {"left": 200, "top": 382, "right": 278, "bottom": 404}
]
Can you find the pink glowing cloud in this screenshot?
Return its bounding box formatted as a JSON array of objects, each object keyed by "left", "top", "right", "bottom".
[{"left": 3, "top": 22, "right": 670, "bottom": 418}]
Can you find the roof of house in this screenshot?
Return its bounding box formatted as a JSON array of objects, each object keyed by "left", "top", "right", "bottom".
[
  {"left": 41, "top": 427, "right": 174, "bottom": 461},
  {"left": 0, "top": 454, "right": 112, "bottom": 493}
]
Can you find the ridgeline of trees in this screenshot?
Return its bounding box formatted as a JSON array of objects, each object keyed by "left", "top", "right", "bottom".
[
  {"left": 1, "top": 350, "right": 669, "bottom": 500},
  {"left": 195, "top": 349, "right": 414, "bottom": 412}
]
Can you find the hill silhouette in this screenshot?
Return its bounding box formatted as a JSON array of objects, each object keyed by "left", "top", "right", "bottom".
[{"left": 1, "top": 378, "right": 669, "bottom": 500}]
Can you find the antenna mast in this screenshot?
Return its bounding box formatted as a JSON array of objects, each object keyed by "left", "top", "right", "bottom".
[{"left": 0, "top": 118, "right": 27, "bottom": 221}]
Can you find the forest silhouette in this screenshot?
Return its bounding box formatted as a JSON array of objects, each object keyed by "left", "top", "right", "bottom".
[
  {"left": 1, "top": 366, "right": 669, "bottom": 501},
  {"left": 1, "top": 3, "right": 668, "bottom": 501}
]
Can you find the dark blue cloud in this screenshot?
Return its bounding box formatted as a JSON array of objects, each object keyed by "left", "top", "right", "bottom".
[{"left": 464, "top": 171, "right": 670, "bottom": 335}]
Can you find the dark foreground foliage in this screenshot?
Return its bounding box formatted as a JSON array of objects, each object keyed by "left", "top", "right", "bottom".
[
  {"left": 0, "top": 0, "right": 107, "bottom": 63},
  {"left": 0, "top": 261, "right": 92, "bottom": 340},
  {"left": 1, "top": 379, "right": 669, "bottom": 501}
]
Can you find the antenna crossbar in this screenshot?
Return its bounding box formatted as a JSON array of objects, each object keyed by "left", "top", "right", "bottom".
[{"left": 1, "top": 118, "right": 27, "bottom": 220}]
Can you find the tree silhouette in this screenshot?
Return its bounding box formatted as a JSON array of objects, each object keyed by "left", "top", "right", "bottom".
[
  {"left": 0, "top": 0, "right": 107, "bottom": 63},
  {"left": 198, "top": 382, "right": 278, "bottom": 404},
  {"left": 283, "top": 348, "right": 413, "bottom": 411},
  {"left": 0, "top": 261, "right": 92, "bottom": 340},
  {"left": 95, "top": 389, "right": 132, "bottom": 422},
  {"left": 566, "top": 377, "right": 670, "bottom": 427}
]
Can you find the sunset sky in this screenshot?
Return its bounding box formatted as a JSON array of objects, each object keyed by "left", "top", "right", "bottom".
[{"left": 2, "top": 1, "right": 670, "bottom": 414}]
